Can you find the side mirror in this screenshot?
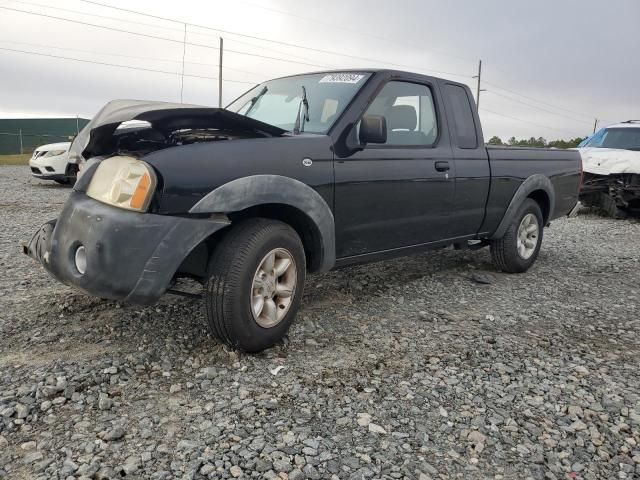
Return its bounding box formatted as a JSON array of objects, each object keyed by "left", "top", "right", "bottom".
[{"left": 359, "top": 115, "right": 387, "bottom": 144}]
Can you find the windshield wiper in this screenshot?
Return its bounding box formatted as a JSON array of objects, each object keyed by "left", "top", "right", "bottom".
[
  {"left": 293, "top": 86, "right": 309, "bottom": 135},
  {"left": 242, "top": 86, "right": 268, "bottom": 115}
]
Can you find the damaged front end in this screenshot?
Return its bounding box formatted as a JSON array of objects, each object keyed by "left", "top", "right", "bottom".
[
  {"left": 580, "top": 173, "right": 640, "bottom": 217},
  {"left": 23, "top": 99, "right": 286, "bottom": 304},
  {"left": 69, "top": 99, "right": 286, "bottom": 164}
]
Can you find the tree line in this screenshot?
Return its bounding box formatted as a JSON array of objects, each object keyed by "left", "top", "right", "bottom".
[{"left": 487, "top": 136, "right": 584, "bottom": 149}]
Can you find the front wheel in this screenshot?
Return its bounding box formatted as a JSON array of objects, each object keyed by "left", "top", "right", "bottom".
[
  {"left": 204, "top": 218, "right": 306, "bottom": 352},
  {"left": 490, "top": 199, "right": 544, "bottom": 273}
]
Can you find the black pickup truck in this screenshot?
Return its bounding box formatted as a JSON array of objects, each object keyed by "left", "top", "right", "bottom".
[{"left": 25, "top": 69, "right": 581, "bottom": 352}]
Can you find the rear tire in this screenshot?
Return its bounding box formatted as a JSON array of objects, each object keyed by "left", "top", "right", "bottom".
[
  {"left": 490, "top": 199, "right": 544, "bottom": 273},
  {"left": 204, "top": 218, "right": 306, "bottom": 352}
]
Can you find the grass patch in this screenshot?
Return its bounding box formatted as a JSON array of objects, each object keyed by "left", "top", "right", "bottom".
[{"left": 0, "top": 154, "right": 31, "bottom": 165}]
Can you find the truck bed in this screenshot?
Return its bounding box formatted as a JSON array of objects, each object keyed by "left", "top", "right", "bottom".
[{"left": 482, "top": 146, "right": 582, "bottom": 234}]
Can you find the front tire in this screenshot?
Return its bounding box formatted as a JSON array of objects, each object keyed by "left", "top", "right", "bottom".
[
  {"left": 490, "top": 199, "right": 544, "bottom": 273},
  {"left": 204, "top": 219, "right": 306, "bottom": 352}
]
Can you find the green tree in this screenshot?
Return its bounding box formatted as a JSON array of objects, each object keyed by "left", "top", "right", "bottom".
[
  {"left": 548, "top": 137, "right": 584, "bottom": 149},
  {"left": 487, "top": 136, "right": 503, "bottom": 145},
  {"left": 505, "top": 136, "right": 583, "bottom": 148}
]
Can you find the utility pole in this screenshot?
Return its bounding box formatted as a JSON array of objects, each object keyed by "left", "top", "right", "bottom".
[
  {"left": 18, "top": 129, "right": 23, "bottom": 155},
  {"left": 218, "top": 37, "right": 224, "bottom": 108},
  {"left": 180, "top": 23, "right": 187, "bottom": 103},
  {"left": 473, "top": 60, "right": 486, "bottom": 110},
  {"left": 593, "top": 118, "right": 598, "bottom": 133}
]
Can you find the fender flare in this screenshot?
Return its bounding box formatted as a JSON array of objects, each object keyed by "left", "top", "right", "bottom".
[
  {"left": 490, "top": 174, "right": 555, "bottom": 240},
  {"left": 189, "top": 175, "right": 335, "bottom": 272}
]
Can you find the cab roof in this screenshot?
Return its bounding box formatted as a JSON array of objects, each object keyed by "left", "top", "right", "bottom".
[{"left": 605, "top": 120, "right": 640, "bottom": 129}]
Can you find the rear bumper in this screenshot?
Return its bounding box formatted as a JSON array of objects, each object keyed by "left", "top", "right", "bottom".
[{"left": 24, "top": 192, "right": 229, "bottom": 304}]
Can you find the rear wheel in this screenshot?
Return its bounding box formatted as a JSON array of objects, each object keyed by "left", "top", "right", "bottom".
[
  {"left": 490, "top": 199, "right": 544, "bottom": 273},
  {"left": 204, "top": 218, "right": 306, "bottom": 352}
]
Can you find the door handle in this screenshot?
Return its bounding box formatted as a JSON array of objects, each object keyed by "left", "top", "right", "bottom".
[{"left": 434, "top": 161, "right": 450, "bottom": 172}]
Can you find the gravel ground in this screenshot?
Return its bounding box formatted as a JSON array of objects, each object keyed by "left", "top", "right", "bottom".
[{"left": 1, "top": 165, "right": 639, "bottom": 480}]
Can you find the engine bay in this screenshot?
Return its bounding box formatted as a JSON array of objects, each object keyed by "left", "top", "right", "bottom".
[{"left": 112, "top": 124, "right": 260, "bottom": 157}]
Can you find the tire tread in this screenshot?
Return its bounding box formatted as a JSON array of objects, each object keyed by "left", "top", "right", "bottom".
[
  {"left": 490, "top": 199, "right": 543, "bottom": 274},
  {"left": 205, "top": 218, "right": 304, "bottom": 351}
]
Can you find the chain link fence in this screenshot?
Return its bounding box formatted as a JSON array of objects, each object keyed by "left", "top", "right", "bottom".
[{"left": 0, "top": 131, "right": 75, "bottom": 155}]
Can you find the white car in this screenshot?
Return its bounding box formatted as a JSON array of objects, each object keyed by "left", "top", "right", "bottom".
[
  {"left": 29, "top": 142, "right": 74, "bottom": 184},
  {"left": 578, "top": 120, "right": 640, "bottom": 217}
]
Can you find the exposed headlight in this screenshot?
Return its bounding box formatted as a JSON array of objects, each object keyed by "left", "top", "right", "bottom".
[
  {"left": 86, "top": 156, "right": 157, "bottom": 212},
  {"left": 43, "top": 149, "right": 67, "bottom": 157}
]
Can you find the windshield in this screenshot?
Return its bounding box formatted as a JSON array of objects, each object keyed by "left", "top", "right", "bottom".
[
  {"left": 227, "top": 72, "right": 371, "bottom": 134},
  {"left": 583, "top": 127, "right": 640, "bottom": 150}
]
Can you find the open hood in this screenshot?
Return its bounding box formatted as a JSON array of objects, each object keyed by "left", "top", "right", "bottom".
[{"left": 69, "top": 99, "right": 287, "bottom": 162}]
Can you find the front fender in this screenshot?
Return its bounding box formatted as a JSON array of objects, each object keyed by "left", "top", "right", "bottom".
[
  {"left": 189, "top": 175, "right": 335, "bottom": 272},
  {"left": 490, "top": 174, "right": 555, "bottom": 239}
]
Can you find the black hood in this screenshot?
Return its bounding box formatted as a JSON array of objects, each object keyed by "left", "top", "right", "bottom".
[{"left": 69, "top": 99, "right": 287, "bottom": 161}]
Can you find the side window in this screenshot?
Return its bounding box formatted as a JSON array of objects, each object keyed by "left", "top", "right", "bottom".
[
  {"left": 445, "top": 84, "right": 478, "bottom": 149},
  {"left": 362, "top": 81, "right": 438, "bottom": 146}
]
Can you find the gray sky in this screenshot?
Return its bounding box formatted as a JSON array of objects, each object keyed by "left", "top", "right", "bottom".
[{"left": 0, "top": 0, "right": 638, "bottom": 140}]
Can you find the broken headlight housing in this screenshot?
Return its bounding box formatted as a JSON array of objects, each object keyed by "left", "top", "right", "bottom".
[{"left": 86, "top": 156, "right": 157, "bottom": 212}]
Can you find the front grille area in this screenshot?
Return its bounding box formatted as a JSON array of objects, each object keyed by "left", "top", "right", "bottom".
[
  {"left": 45, "top": 166, "right": 55, "bottom": 172},
  {"left": 31, "top": 167, "right": 42, "bottom": 174}
]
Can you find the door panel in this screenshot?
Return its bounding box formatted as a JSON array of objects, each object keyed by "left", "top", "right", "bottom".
[
  {"left": 334, "top": 147, "right": 454, "bottom": 258},
  {"left": 450, "top": 155, "right": 490, "bottom": 236},
  {"left": 440, "top": 82, "right": 491, "bottom": 237},
  {"left": 333, "top": 79, "right": 455, "bottom": 258}
]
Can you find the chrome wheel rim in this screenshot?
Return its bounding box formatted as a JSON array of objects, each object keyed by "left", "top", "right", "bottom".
[
  {"left": 517, "top": 213, "right": 539, "bottom": 260},
  {"left": 251, "top": 248, "right": 297, "bottom": 328}
]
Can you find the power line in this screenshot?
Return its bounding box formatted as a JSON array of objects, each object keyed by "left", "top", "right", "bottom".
[
  {"left": 4, "top": 2, "right": 472, "bottom": 79},
  {"left": 77, "top": 1, "right": 615, "bottom": 126},
  {"left": 481, "top": 108, "right": 585, "bottom": 137},
  {"left": 230, "top": 0, "right": 476, "bottom": 63},
  {"left": 0, "top": 6, "right": 332, "bottom": 69},
  {"left": 5, "top": 0, "right": 606, "bottom": 134},
  {"left": 483, "top": 80, "right": 598, "bottom": 121},
  {"left": 221, "top": 37, "right": 335, "bottom": 70},
  {"left": 180, "top": 24, "right": 187, "bottom": 102},
  {"left": 0, "top": 46, "right": 257, "bottom": 84},
  {"left": 76, "top": 0, "right": 473, "bottom": 79},
  {"left": 486, "top": 90, "right": 593, "bottom": 126},
  {"left": 8, "top": 0, "right": 186, "bottom": 33},
  {"left": 6, "top": 0, "right": 331, "bottom": 72},
  {"left": 0, "top": 39, "right": 268, "bottom": 78}
]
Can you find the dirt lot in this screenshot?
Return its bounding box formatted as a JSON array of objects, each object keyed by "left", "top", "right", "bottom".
[{"left": 1, "top": 165, "right": 639, "bottom": 480}]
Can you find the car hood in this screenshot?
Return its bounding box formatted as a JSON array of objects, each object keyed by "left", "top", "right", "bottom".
[
  {"left": 579, "top": 147, "right": 640, "bottom": 175},
  {"left": 68, "top": 99, "right": 287, "bottom": 162},
  {"left": 35, "top": 142, "right": 71, "bottom": 152}
]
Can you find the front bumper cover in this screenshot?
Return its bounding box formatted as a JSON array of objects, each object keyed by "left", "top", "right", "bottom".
[{"left": 24, "top": 192, "right": 229, "bottom": 304}]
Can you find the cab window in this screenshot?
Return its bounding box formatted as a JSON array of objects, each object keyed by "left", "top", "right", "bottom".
[{"left": 362, "top": 81, "right": 438, "bottom": 146}]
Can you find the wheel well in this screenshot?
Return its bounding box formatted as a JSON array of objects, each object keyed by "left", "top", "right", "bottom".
[
  {"left": 528, "top": 189, "right": 550, "bottom": 223},
  {"left": 227, "top": 204, "right": 324, "bottom": 272},
  {"left": 175, "top": 204, "right": 324, "bottom": 280}
]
